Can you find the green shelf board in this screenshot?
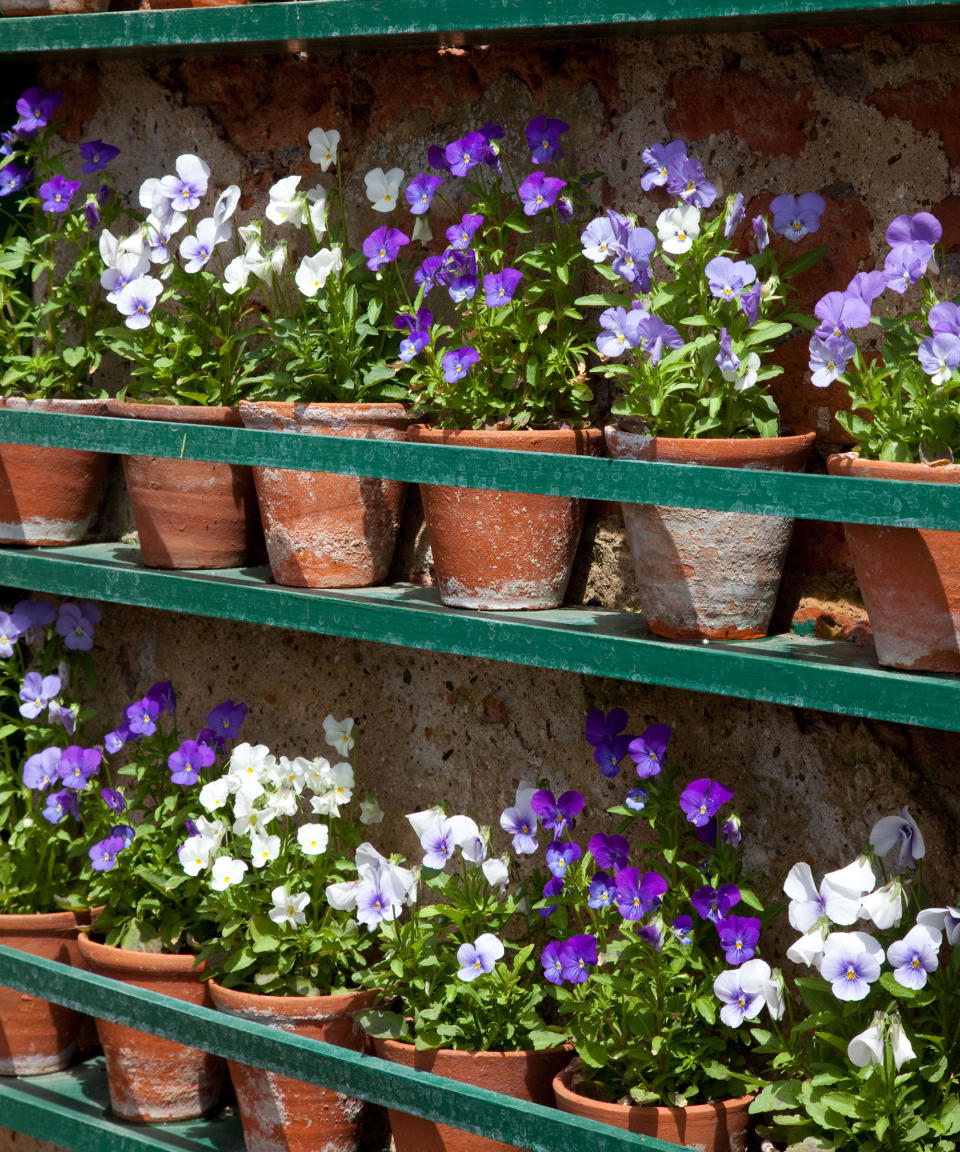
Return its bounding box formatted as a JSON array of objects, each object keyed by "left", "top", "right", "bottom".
[
  {"left": 0, "top": 0, "right": 956, "bottom": 57},
  {"left": 0, "top": 542, "right": 958, "bottom": 731}
]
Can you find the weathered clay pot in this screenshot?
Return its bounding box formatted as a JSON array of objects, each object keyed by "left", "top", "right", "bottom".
[
  {"left": 0, "top": 0, "right": 107, "bottom": 14},
  {"left": 0, "top": 398, "right": 110, "bottom": 546},
  {"left": 375, "top": 1037, "right": 573, "bottom": 1152},
  {"left": 553, "top": 1062, "right": 753, "bottom": 1152},
  {"left": 76, "top": 936, "right": 225, "bottom": 1122},
  {"left": 107, "top": 401, "right": 264, "bottom": 570},
  {"left": 605, "top": 427, "right": 815, "bottom": 639},
  {"left": 827, "top": 452, "right": 960, "bottom": 671},
  {"left": 0, "top": 910, "right": 89, "bottom": 1076},
  {"left": 210, "top": 983, "right": 376, "bottom": 1152},
  {"left": 408, "top": 426, "right": 603, "bottom": 610},
  {"left": 237, "top": 401, "right": 409, "bottom": 588}
]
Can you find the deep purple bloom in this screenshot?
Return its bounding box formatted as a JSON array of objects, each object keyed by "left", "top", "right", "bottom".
[
  {"left": 585, "top": 707, "right": 632, "bottom": 777},
  {"left": 23, "top": 747, "right": 62, "bottom": 791},
  {"left": 588, "top": 870, "right": 616, "bottom": 910},
  {"left": 169, "top": 739, "right": 216, "bottom": 787},
  {"left": 437, "top": 248, "right": 477, "bottom": 286},
  {"left": 447, "top": 274, "right": 477, "bottom": 304},
  {"left": 611, "top": 227, "right": 656, "bottom": 286},
  {"left": 625, "top": 788, "right": 647, "bottom": 812},
  {"left": 546, "top": 839, "right": 582, "bottom": 879},
  {"left": 104, "top": 722, "right": 131, "bottom": 754},
  {"left": 716, "top": 915, "right": 762, "bottom": 965},
  {"left": 679, "top": 777, "right": 734, "bottom": 828},
  {"left": 588, "top": 833, "right": 630, "bottom": 871},
  {"left": 706, "top": 256, "right": 757, "bottom": 303},
  {"left": 19, "top": 671, "right": 60, "bottom": 719},
  {"left": 395, "top": 307, "right": 433, "bottom": 335},
  {"left": 127, "top": 697, "right": 161, "bottom": 738},
  {"left": 183, "top": 818, "right": 199, "bottom": 837},
  {"left": 206, "top": 700, "right": 247, "bottom": 747},
  {"left": 752, "top": 215, "right": 769, "bottom": 252},
  {"left": 673, "top": 915, "right": 693, "bottom": 945},
  {"left": 615, "top": 868, "right": 668, "bottom": 920},
  {"left": 362, "top": 226, "right": 410, "bottom": 272},
  {"left": 560, "top": 934, "right": 597, "bottom": 983},
  {"left": 886, "top": 211, "right": 942, "bottom": 249},
  {"left": 445, "top": 132, "right": 487, "bottom": 177},
  {"left": 39, "top": 175, "right": 81, "bottom": 214},
  {"left": 541, "top": 941, "right": 566, "bottom": 985},
  {"left": 483, "top": 268, "right": 523, "bottom": 308},
  {"left": 635, "top": 314, "right": 684, "bottom": 365},
  {"left": 526, "top": 115, "right": 570, "bottom": 164},
  {"left": 84, "top": 199, "right": 100, "bottom": 229},
  {"left": 446, "top": 213, "right": 484, "bottom": 250},
  {"left": 694, "top": 818, "right": 719, "bottom": 849},
  {"left": 79, "top": 139, "right": 119, "bottom": 174},
  {"left": 809, "top": 334, "right": 855, "bottom": 389},
  {"left": 41, "top": 788, "right": 77, "bottom": 825},
  {"left": 814, "top": 291, "right": 871, "bottom": 340},
  {"left": 14, "top": 87, "right": 62, "bottom": 134},
  {"left": 406, "top": 173, "right": 443, "bottom": 216},
  {"left": 442, "top": 346, "right": 479, "bottom": 383},
  {"left": 692, "top": 882, "right": 741, "bottom": 923},
  {"left": 724, "top": 193, "right": 745, "bottom": 239},
  {"left": 530, "top": 789, "right": 584, "bottom": 837},
  {"left": 111, "top": 824, "right": 135, "bottom": 847},
  {"left": 667, "top": 154, "right": 716, "bottom": 208},
  {"left": 846, "top": 270, "right": 887, "bottom": 306},
  {"left": 739, "top": 282, "right": 762, "bottom": 327},
  {"left": 428, "top": 145, "right": 450, "bottom": 173},
  {"left": 770, "top": 193, "right": 826, "bottom": 242},
  {"left": 89, "top": 835, "right": 126, "bottom": 872},
  {"left": 629, "top": 723, "right": 671, "bottom": 778},
  {"left": 100, "top": 786, "right": 127, "bottom": 813},
  {"left": 540, "top": 875, "right": 563, "bottom": 918},
  {"left": 145, "top": 680, "right": 176, "bottom": 716},
  {"left": 721, "top": 816, "right": 743, "bottom": 847},
  {"left": 58, "top": 745, "right": 101, "bottom": 790},
  {"left": 0, "top": 162, "right": 31, "bottom": 198},
  {"left": 637, "top": 921, "right": 664, "bottom": 951},
  {"left": 0, "top": 131, "right": 14, "bottom": 156},
  {"left": 56, "top": 601, "right": 99, "bottom": 651},
  {"left": 518, "top": 171, "right": 566, "bottom": 217},
  {"left": 641, "top": 140, "right": 687, "bottom": 191}
]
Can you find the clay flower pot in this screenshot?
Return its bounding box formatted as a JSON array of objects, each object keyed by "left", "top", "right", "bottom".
[
  {"left": 237, "top": 401, "right": 409, "bottom": 588},
  {"left": 553, "top": 1062, "right": 753, "bottom": 1152},
  {"left": 209, "top": 983, "right": 376, "bottom": 1152},
  {"left": 605, "top": 427, "right": 815, "bottom": 639},
  {"left": 0, "top": 0, "right": 107, "bottom": 13},
  {"left": 107, "top": 401, "right": 264, "bottom": 570},
  {"left": 0, "top": 909, "right": 90, "bottom": 1076},
  {"left": 375, "top": 1037, "right": 573, "bottom": 1152},
  {"left": 827, "top": 452, "right": 960, "bottom": 671},
  {"left": 408, "top": 426, "right": 604, "bottom": 610},
  {"left": 0, "top": 398, "right": 110, "bottom": 546},
  {"left": 76, "top": 936, "right": 225, "bottom": 1122}
]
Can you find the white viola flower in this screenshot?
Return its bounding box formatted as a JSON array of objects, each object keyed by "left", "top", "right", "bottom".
[
  {"left": 223, "top": 254, "right": 250, "bottom": 296},
  {"left": 100, "top": 249, "right": 150, "bottom": 304},
  {"left": 269, "top": 885, "right": 310, "bottom": 929},
  {"left": 278, "top": 756, "right": 309, "bottom": 795},
  {"left": 656, "top": 204, "right": 700, "bottom": 254},
  {"left": 734, "top": 352, "right": 760, "bottom": 392},
  {"left": 481, "top": 856, "right": 510, "bottom": 890},
  {"left": 227, "top": 743, "right": 274, "bottom": 800},
  {"left": 825, "top": 856, "right": 876, "bottom": 897},
  {"left": 232, "top": 793, "right": 277, "bottom": 837},
  {"left": 917, "top": 905, "right": 960, "bottom": 947},
  {"left": 179, "top": 218, "right": 223, "bottom": 274},
  {"left": 714, "top": 961, "right": 768, "bottom": 1028},
  {"left": 786, "top": 923, "right": 830, "bottom": 969},
  {"left": 412, "top": 215, "right": 432, "bottom": 243},
  {"left": 270, "top": 242, "right": 287, "bottom": 275},
  {"left": 456, "top": 933, "right": 504, "bottom": 982},
  {"left": 160, "top": 154, "right": 211, "bottom": 213},
  {"left": 198, "top": 776, "right": 230, "bottom": 813},
  {"left": 326, "top": 879, "right": 362, "bottom": 911},
  {"left": 783, "top": 861, "right": 863, "bottom": 932},
  {"left": 356, "top": 841, "right": 416, "bottom": 908},
  {"left": 303, "top": 757, "right": 332, "bottom": 796},
  {"left": 860, "top": 878, "right": 906, "bottom": 930},
  {"left": 210, "top": 855, "right": 248, "bottom": 891},
  {"left": 870, "top": 806, "right": 925, "bottom": 868},
  {"left": 213, "top": 184, "right": 241, "bottom": 229},
  {"left": 242, "top": 241, "right": 273, "bottom": 284},
  {"left": 115, "top": 276, "right": 163, "bottom": 330},
  {"left": 329, "top": 761, "right": 354, "bottom": 802},
  {"left": 889, "top": 1013, "right": 916, "bottom": 1069},
  {"left": 250, "top": 831, "right": 281, "bottom": 869},
  {"left": 194, "top": 815, "right": 225, "bottom": 850},
  {"left": 266, "top": 175, "right": 309, "bottom": 228},
  {"left": 295, "top": 249, "right": 341, "bottom": 297},
  {"left": 757, "top": 966, "right": 787, "bottom": 1021},
  {"left": 178, "top": 835, "right": 214, "bottom": 877},
  {"left": 359, "top": 794, "right": 384, "bottom": 825},
  {"left": 408, "top": 810, "right": 481, "bottom": 870},
  {"left": 138, "top": 177, "right": 165, "bottom": 214},
  {"left": 364, "top": 166, "right": 404, "bottom": 213},
  {"left": 269, "top": 786, "right": 298, "bottom": 817},
  {"left": 848, "top": 1013, "right": 915, "bottom": 1070},
  {"left": 324, "top": 715, "right": 355, "bottom": 755},
  {"left": 238, "top": 221, "right": 262, "bottom": 250},
  {"left": 306, "top": 185, "right": 328, "bottom": 233},
  {"left": 297, "top": 823, "right": 330, "bottom": 856},
  {"left": 459, "top": 827, "right": 489, "bottom": 865},
  {"left": 100, "top": 226, "right": 144, "bottom": 269},
  {"left": 308, "top": 127, "right": 340, "bottom": 171}
]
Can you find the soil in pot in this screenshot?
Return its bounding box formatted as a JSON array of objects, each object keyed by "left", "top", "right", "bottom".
[
  {"left": 107, "top": 401, "right": 265, "bottom": 570},
  {"left": 0, "top": 398, "right": 110, "bottom": 547},
  {"left": 0, "top": 909, "right": 91, "bottom": 1076},
  {"left": 407, "top": 426, "right": 603, "bottom": 611},
  {"left": 605, "top": 427, "right": 815, "bottom": 639},
  {"left": 209, "top": 983, "right": 377, "bottom": 1152},
  {"left": 553, "top": 1062, "right": 753, "bottom": 1152},
  {"left": 375, "top": 1037, "right": 573, "bottom": 1152},
  {"left": 76, "top": 936, "right": 225, "bottom": 1122},
  {"left": 237, "top": 402, "right": 409, "bottom": 589},
  {"left": 828, "top": 453, "right": 960, "bottom": 671}
]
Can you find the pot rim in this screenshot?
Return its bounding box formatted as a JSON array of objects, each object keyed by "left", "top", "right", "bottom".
[
  {"left": 209, "top": 980, "right": 377, "bottom": 1013},
  {"left": 0, "top": 908, "right": 86, "bottom": 930},
  {"left": 552, "top": 1060, "right": 755, "bottom": 1117},
  {"left": 376, "top": 1035, "right": 574, "bottom": 1060},
  {"left": 604, "top": 424, "right": 816, "bottom": 450},
  {"left": 106, "top": 399, "right": 242, "bottom": 426},
  {"left": 77, "top": 934, "right": 206, "bottom": 973},
  {"left": 827, "top": 450, "right": 960, "bottom": 479}
]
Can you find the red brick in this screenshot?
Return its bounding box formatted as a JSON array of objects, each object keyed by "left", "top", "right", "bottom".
[
  {"left": 928, "top": 193, "right": 960, "bottom": 252},
  {"left": 868, "top": 79, "right": 960, "bottom": 166}
]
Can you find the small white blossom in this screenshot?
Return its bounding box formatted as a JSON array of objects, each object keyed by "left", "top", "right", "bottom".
[
  {"left": 199, "top": 777, "right": 230, "bottom": 812},
  {"left": 656, "top": 204, "right": 700, "bottom": 255},
  {"left": 250, "top": 832, "right": 281, "bottom": 868},
  {"left": 297, "top": 823, "right": 330, "bottom": 856},
  {"left": 360, "top": 794, "right": 384, "bottom": 825},
  {"left": 364, "top": 167, "right": 404, "bottom": 213},
  {"left": 210, "top": 856, "right": 248, "bottom": 891},
  {"left": 266, "top": 175, "right": 309, "bottom": 228},
  {"left": 295, "top": 249, "right": 342, "bottom": 297},
  {"left": 323, "top": 715, "right": 355, "bottom": 756},
  {"left": 268, "top": 885, "right": 310, "bottom": 929},
  {"left": 308, "top": 127, "right": 340, "bottom": 171},
  {"left": 178, "top": 835, "right": 213, "bottom": 877},
  {"left": 223, "top": 254, "right": 250, "bottom": 296}
]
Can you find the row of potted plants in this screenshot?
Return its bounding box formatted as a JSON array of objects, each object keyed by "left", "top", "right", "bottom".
[
  {"left": 1, "top": 600, "right": 956, "bottom": 1152},
  {"left": 2, "top": 87, "right": 959, "bottom": 669}
]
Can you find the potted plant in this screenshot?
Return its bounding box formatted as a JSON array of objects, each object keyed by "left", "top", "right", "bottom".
[
  {"left": 750, "top": 806, "right": 959, "bottom": 1151},
  {"left": 0, "top": 87, "right": 125, "bottom": 545},
  {"left": 76, "top": 684, "right": 249, "bottom": 1121},
  {"left": 809, "top": 210, "right": 960, "bottom": 671},
  {"left": 184, "top": 718, "right": 389, "bottom": 1152},
  {"left": 0, "top": 597, "right": 107, "bottom": 1075},
  {"left": 544, "top": 709, "right": 774, "bottom": 1152},
  {"left": 391, "top": 117, "right": 603, "bottom": 610},
  {"left": 236, "top": 127, "right": 412, "bottom": 589},
  {"left": 578, "top": 141, "right": 824, "bottom": 638}
]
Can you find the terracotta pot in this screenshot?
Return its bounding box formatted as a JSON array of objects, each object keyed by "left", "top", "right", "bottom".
[
  {"left": 237, "top": 401, "right": 409, "bottom": 588},
  {"left": 827, "top": 452, "right": 960, "bottom": 671},
  {"left": 0, "top": 909, "right": 91, "bottom": 1075},
  {"left": 375, "top": 1037, "right": 573, "bottom": 1152},
  {"left": 209, "top": 983, "right": 376, "bottom": 1152},
  {"left": 605, "top": 427, "right": 815, "bottom": 639},
  {"left": 408, "top": 426, "right": 603, "bottom": 610},
  {"left": 0, "top": 0, "right": 107, "bottom": 13},
  {"left": 553, "top": 1062, "right": 753, "bottom": 1152},
  {"left": 76, "top": 936, "right": 225, "bottom": 1122},
  {"left": 0, "top": 398, "right": 110, "bottom": 546},
  {"left": 107, "top": 401, "right": 265, "bottom": 570},
  {"left": 138, "top": 0, "right": 247, "bottom": 8}
]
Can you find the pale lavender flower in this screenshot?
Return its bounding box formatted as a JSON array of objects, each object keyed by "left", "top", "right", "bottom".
[
  {"left": 635, "top": 314, "right": 684, "bottom": 365},
  {"left": 667, "top": 154, "right": 716, "bottom": 208},
  {"left": 442, "top": 346, "right": 479, "bottom": 383},
  {"left": 116, "top": 276, "right": 163, "bottom": 330},
  {"left": 930, "top": 302, "right": 960, "bottom": 335},
  {"left": 869, "top": 807, "right": 926, "bottom": 868},
  {"left": 884, "top": 241, "right": 933, "bottom": 294},
  {"left": 820, "top": 931, "right": 884, "bottom": 1001},
  {"left": 23, "top": 747, "right": 61, "bottom": 790},
  {"left": 18, "top": 672, "right": 61, "bottom": 719},
  {"left": 42, "top": 788, "right": 77, "bottom": 824},
  {"left": 500, "top": 782, "right": 540, "bottom": 855},
  {"left": 706, "top": 256, "right": 757, "bottom": 303},
  {"left": 809, "top": 334, "right": 855, "bottom": 389},
  {"left": 581, "top": 216, "right": 618, "bottom": 263},
  {"left": 887, "top": 924, "right": 941, "bottom": 990},
  {"left": 886, "top": 211, "right": 942, "bottom": 249},
  {"left": 56, "top": 602, "right": 100, "bottom": 651},
  {"left": 159, "top": 154, "right": 210, "bottom": 213},
  {"left": 919, "top": 333, "right": 960, "bottom": 388},
  {"left": 456, "top": 933, "right": 504, "bottom": 981},
  {"left": 723, "top": 192, "right": 745, "bottom": 238},
  {"left": 752, "top": 215, "right": 769, "bottom": 252},
  {"left": 596, "top": 306, "right": 643, "bottom": 358},
  {"left": 814, "top": 291, "right": 872, "bottom": 340},
  {"left": 770, "top": 193, "right": 826, "bottom": 242},
  {"left": 714, "top": 959, "right": 770, "bottom": 1027},
  {"left": 846, "top": 270, "right": 887, "bottom": 306},
  {"left": 641, "top": 140, "right": 687, "bottom": 190},
  {"left": 611, "top": 227, "right": 656, "bottom": 286},
  {"left": 483, "top": 268, "right": 522, "bottom": 307}
]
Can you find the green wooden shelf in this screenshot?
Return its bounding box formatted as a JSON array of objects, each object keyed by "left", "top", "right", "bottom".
[
  {"left": 0, "top": 0, "right": 956, "bottom": 57},
  {"left": 0, "top": 542, "right": 958, "bottom": 731}
]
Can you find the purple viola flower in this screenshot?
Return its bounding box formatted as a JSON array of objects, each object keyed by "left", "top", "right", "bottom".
[
  {"left": 635, "top": 314, "right": 684, "bottom": 365},
  {"left": 448, "top": 273, "right": 477, "bottom": 304},
  {"left": 422, "top": 823, "right": 457, "bottom": 869},
  {"left": 918, "top": 332, "right": 960, "bottom": 387},
  {"left": 395, "top": 307, "right": 433, "bottom": 335},
  {"left": 518, "top": 171, "right": 566, "bottom": 217},
  {"left": 146, "top": 680, "right": 176, "bottom": 715},
  {"left": 18, "top": 671, "right": 61, "bottom": 720},
  {"left": 362, "top": 226, "right": 410, "bottom": 272},
  {"left": 667, "top": 154, "right": 716, "bottom": 208},
  {"left": 0, "top": 612, "right": 20, "bottom": 658},
  {"left": 716, "top": 328, "right": 740, "bottom": 379},
  {"left": 500, "top": 788, "right": 539, "bottom": 855},
  {"left": 442, "top": 346, "right": 479, "bottom": 383},
  {"left": 406, "top": 173, "right": 443, "bottom": 216},
  {"left": 526, "top": 115, "right": 570, "bottom": 165},
  {"left": 355, "top": 880, "right": 392, "bottom": 929},
  {"left": 641, "top": 140, "right": 687, "bottom": 191},
  {"left": 809, "top": 334, "right": 855, "bottom": 389},
  {"left": 929, "top": 302, "right": 960, "bottom": 336},
  {"left": 394, "top": 306, "right": 433, "bottom": 362},
  {"left": 628, "top": 723, "right": 671, "bottom": 779},
  {"left": 456, "top": 934, "right": 504, "bottom": 981},
  {"left": 588, "top": 870, "right": 616, "bottom": 910},
  {"left": 12, "top": 599, "right": 55, "bottom": 635},
  {"left": 596, "top": 306, "right": 644, "bottom": 359},
  {"left": 724, "top": 193, "right": 745, "bottom": 239},
  {"left": 738, "top": 282, "right": 762, "bottom": 328},
  {"left": 886, "top": 211, "right": 942, "bottom": 249},
  {"left": 540, "top": 874, "right": 563, "bottom": 918},
  {"left": 541, "top": 941, "right": 566, "bottom": 985},
  {"left": 691, "top": 882, "right": 741, "bottom": 923},
  {"left": 483, "top": 268, "right": 523, "bottom": 308},
  {"left": 673, "top": 915, "right": 693, "bottom": 945},
  {"left": 887, "top": 925, "right": 940, "bottom": 990},
  {"left": 117, "top": 277, "right": 162, "bottom": 330},
  {"left": 127, "top": 696, "right": 161, "bottom": 738},
  {"left": 814, "top": 291, "right": 871, "bottom": 340},
  {"left": 588, "top": 832, "right": 630, "bottom": 871},
  {"left": 84, "top": 199, "right": 100, "bottom": 230},
  {"left": 79, "top": 139, "right": 119, "bottom": 174},
  {"left": 0, "top": 130, "right": 15, "bottom": 156},
  {"left": 706, "top": 256, "right": 757, "bottom": 303},
  {"left": 112, "top": 823, "right": 135, "bottom": 847},
  {"left": 168, "top": 738, "right": 216, "bottom": 787},
  {"left": 14, "top": 87, "right": 62, "bottom": 134},
  {"left": 625, "top": 788, "right": 647, "bottom": 812},
  {"left": 752, "top": 215, "right": 769, "bottom": 253},
  {"left": 560, "top": 934, "right": 597, "bottom": 983},
  {"left": 206, "top": 700, "right": 247, "bottom": 747},
  {"left": 89, "top": 835, "right": 126, "bottom": 872},
  {"left": 820, "top": 931, "right": 883, "bottom": 1001},
  {"left": 23, "top": 747, "right": 62, "bottom": 791},
  {"left": 770, "top": 193, "right": 826, "bottom": 242},
  {"left": 56, "top": 601, "right": 100, "bottom": 651},
  {"left": 530, "top": 789, "right": 585, "bottom": 837},
  {"left": 39, "top": 175, "right": 82, "bottom": 215},
  {"left": 721, "top": 815, "right": 743, "bottom": 847},
  {"left": 714, "top": 967, "right": 765, "bottom": 1027},
  {"left": 100, "top": 786, "right": 127, "bottom": 814},
  {"left": 104, "top": 722, "right": 131, "bottom": 754},
  {"left": 615, "top": 868, "right": 668, "bottom": 920},
  {"left": 41, "top": 788, "right": 77, "bottom": 825},
  {"left": 48, "top": 702, "right": 75, "bottom": 737},
  {"left": 611, "top": 227, "right": 657, "bottom": 286},
  {"left": 183, "top": 817, "right": 199, "bottom": 838},
  {"left": 846, "top": 270, "right": 887, "bottom": 306},
  {"left": 637, "top": 920, "right": 664, "bottom": 951},
  {"left": 446, "top": 213, "right": 484, "bottom": 250},
  {"left": 0, "top": 162, "right": 31, "bottom": 198},
  {"left": 679, "top": 777, "right": 734, "bottom": 828},
  {"left": 58, "top": 745, "right": 102, "bottom": 790},
  {"left": 870, "top": 807, "right": 925, "bottom": 868},
  {"left": 580, "top": 216, "right": 619, "bottom": 263},
  {"left": 445, "top": 132, "right": 487, "bottom": 178},
  {"left": 428, "top": 145, "right": 450, "bottom": 173},
  {"left": 546, "top": 839, "right": 582, "bottom": 879},
  {"left": 585, "top": 707, "right": 632, "bottom": 777},
  {"left": 437, "top": 247, "right": 477, "bottom": 286},
  {"left": 480, "top": 121, "right": 505, "bottom": 143},
  {"left": 716, "top": 915, "right": 762, "bottom": 965}
]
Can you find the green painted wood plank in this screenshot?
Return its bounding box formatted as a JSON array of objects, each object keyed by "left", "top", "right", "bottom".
[
  {"left": 0, "top": 947, "right": 692, "bottom": 1152},
  {"left": 0, "top": 543, "right": 958, "bottom": 731},
  {"left": 2, "top": 409, "right": 960, "bottom": 529},
  {"left": 0, "top": 0, "right": 956, "bottom": 56},
  {"left": 0, "top": 1058, "right": 244, "bottom": 1152}
]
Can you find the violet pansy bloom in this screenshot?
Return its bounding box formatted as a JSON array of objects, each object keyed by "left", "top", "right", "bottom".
[
  {"left": 518, "top": 171, "right": 566, "bottom": 217},
  {"left": 706, "top": 256, "right": 758, "bottom": 303},
  {"left": 723, "top": 192, "right": 745, "bottom": 238},
  {"left": 104, "top": 722, "right": 131, "bottom": 754},
  {"left": 406, "top": 173, "right": 443, "bottom": 216},
  {"left": 441, "top": 346, "right": 479, "bottom": 384},
  {"left": 716, "top": 915, "right": 762, "bottom": 965},
  {"left": 168, "top": 739, "right": 216, "bottom": 787},
  {"left": 625, "top": 787, "right": 647, "bottom": 812},
  {"left": 445, "top": 132, "right": 487, "bottom": 178},
  {"left": 588, "top": 832, "right": 629, "bottom": 871},
  {"left": 483, "top": 268, "right": 523, "bottom": 308},
  {"left": 869, "top": 806, "right": 925, "bottom": 868},
  {"left": 448, "top": 274, "right": 477, "bottom": 304},
  {"left": 414, "top": 254, "right": 444, "bottom": 294},
  {"left": 691, "top": 882, "right": 741, "bottom": 923},
  {"left": 641, "top": 140, "right": 687, "bottom": 190},
  {"left": 666, "top": 154, "right": 716, "bottom": 208},
  {"left": 596, "top": 306, "right": 643, "bottom": 359},
  {"left": 394, "top": 308, "right": 433, "bottom": 362},
  {"left": 362, "top": 226, "right": 410, "bottom": 272},
  {"left": 884, "top": 241, "right": 932, "bottom": 294},
  {"left": 147, "top": 680, "right": 176, "bottom": 715},
  {"left": 673, "top": 915, "right": 693, "bottom": 945},
  {"left": 846, "top": 270, "right": 887, "bottom": 307},
  {"left": 530, "top": 788, "right": 584, "bottom": 837},
  {"left": 39, "top": 175, "right": 81, "bottom": 214},
  {"left": 929, "top": 301, "right": 960, "bottom": 336},
  {"left": 611, "top": 227, "right": 656, "bottom": 286},
  {"left": 752, "top": 215, "right": 769, "bottom": 252},
  {"left": 0, "top": 612, "right": 20, "bottom": 657},
  {"left": 23, "top": 747, "right": 61, "bottom": 791},
  {"left": 887, "top": 924, "right": 941, "bottom": 990},
  {"left": 814, "top": 291, "right": 871, "bottom": 340},
  {"left": 629, "top": 723, "right": 671, "bottom": 778},
  {"left": 79, "top": 139, "right": 119, "bottom": 174},
  {"left": 615, "top": 868, "right": 667, "bottom": 921},
  {"left": 679, "top": 777, "right": 734, "bottom": 828},
  {"left": 526, "top": 115, "right": 570, "bottom": 164},
  {"left": 19, "top": 671, "right": 61, "bottom": 719},
  {"left": 540, "top": 874, "right": 563, "bottom": 918},
  {"left": 541, "top": 941, "right": 566, "bottom": 985},
  {"left": 585, "top": 706, "right": 632, "bottom": 777},
  {"left": 207, "top": 700, "right": 247, "bottom": 746},
  {"left": 635, "top": 314, "right": 684, "bottom": 365},
  {"left": 127, "top": 696, "right": 161, "bottom": 737},
  {"left": 546, "top": 839, "right": 582, "bottom": 879},
  {"left": 820, "top": 931, "right": 884, "bottom": 1001},
  {"left": 769, "top": 193, "right": 826, "bottom": 242},
  {"left": 456, "top": 933, "right": 504, "bottom": 982},
  {"left": 58, "top": 745, "right": 101, "bottom": 790},
  {"left": 637, "top": 919, "right": 664, "bottom": 952},
  {"left": 15, "top": 87, "right": 62, "bottom": 134},
  {"left": 100, "top": 786, "right": 127, "bottom": 814},
  {"left": 446, "top": 213, "right": 484, "bottom": 250},
  {"left": 427, "top": 145, "right": 450, "bottom": 174},
  {"left": 560, "top": 934, "right": 597, "bottom": 983},
  {"left": 722, "top": 815, "right": 743, "bottom": 847},
  {"left": 919, "top": 333, "right": 960, "bottom": 388},
  {"left": 581, "top": 217, "right": 618, "bottom": 263},
  {"left": 112, "top": 824, "right": 135, "bottom": 848},
  {"left": 917, "top": 906, "right": 960, "bottom": 947},
  {"left": 809, "top": 334, "right": 854, "bottom": 389},
  {"left": 588, "top": 870, "right": 616, "bottom": 910},
  {"left": 89, "top": 835, "right": 126, "bottom": 872},
  {"left": 716, "top": 328, "right": 740, "bottom": 380},
  {"left": 0, "top": 163, "right": 31, "bottom": 198},
  {"left": 500, "top": 781, "right": 539, "bottom": 855},
  {"left": 42, "top": 788, "right": 77, "bottom": 825},
  {"left": 886, "top": 211, "right": 942, "bottom": 249}
]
